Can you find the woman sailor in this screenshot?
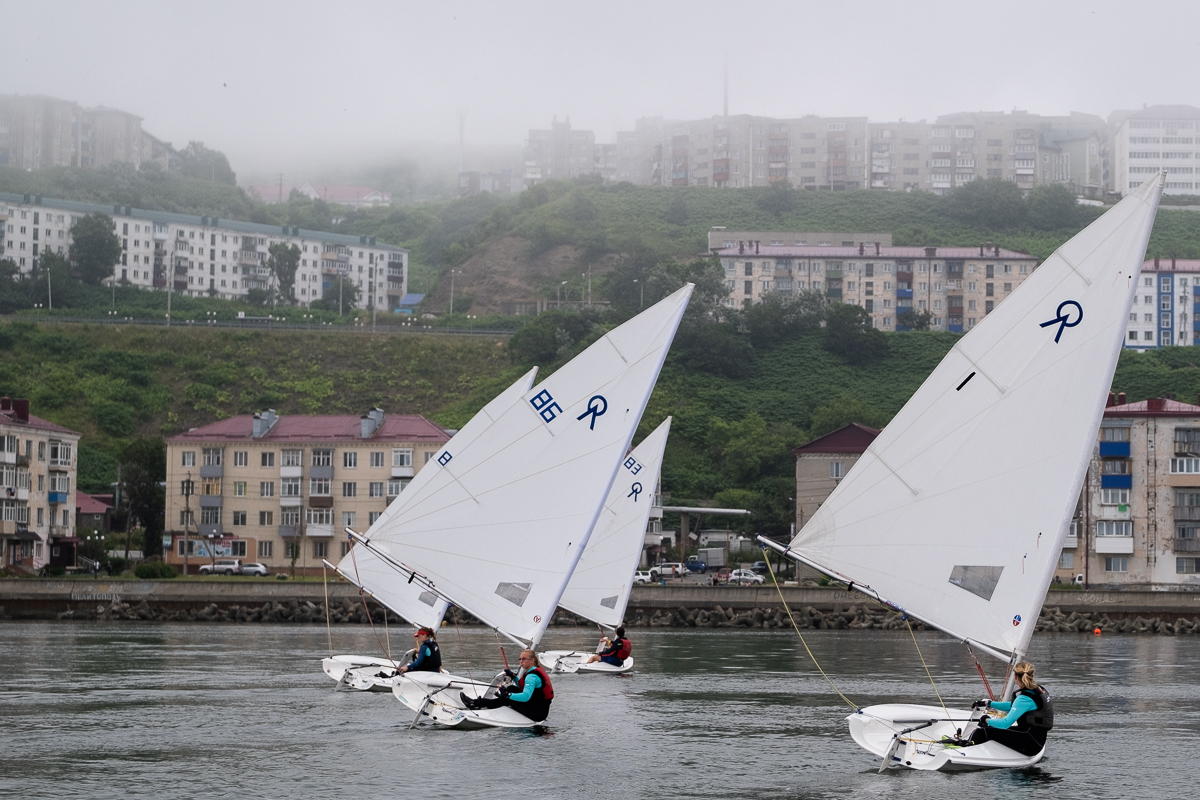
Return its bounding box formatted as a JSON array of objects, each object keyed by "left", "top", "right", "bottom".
[{"left": 963, "top": 661, "right": 1053, "bottom": 756}]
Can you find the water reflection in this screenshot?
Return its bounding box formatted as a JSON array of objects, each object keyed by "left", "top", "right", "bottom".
[{"left": 1, "top": 622, "right": 1195, "bottom": 800}]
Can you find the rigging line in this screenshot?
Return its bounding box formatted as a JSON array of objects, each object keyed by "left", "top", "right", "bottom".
[
  {"left": 451, "top": 608, "right": 476, "bottom": 686},
  {"left": 762, "top": 549, "right": 858, "bottom": 711},
  {"left": 967, "top": 644, "right": 996, "bottom": 702},
  {"left": 348, "top": 541, "right": 401, "bottom": 671},
  {"left": 906, "top": 617, "right": 950, "bottom": 720},
  {"left": 322, "top": 561, "right": 333, "bottom": 658}
]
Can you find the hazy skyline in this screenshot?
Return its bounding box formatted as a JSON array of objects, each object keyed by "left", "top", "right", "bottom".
[{"left": 3, "top": 0, "right": 1198, "bottom": 180}]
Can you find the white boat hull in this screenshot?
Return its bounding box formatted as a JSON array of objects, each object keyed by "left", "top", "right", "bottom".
[
  {"left": 537, "top": 650, "right": 633, "bottom": 674},
  {"left": 392, "top": 672, "right": 544, "bottom": 729},
  {"left": 321, "top": 655, "right": 402, "bottom": 692},
  {"left": 848, "top": 703, "right": 1045, "bottom": 771}
]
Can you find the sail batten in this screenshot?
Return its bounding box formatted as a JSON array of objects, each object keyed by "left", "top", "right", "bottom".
[{"left": 785, "top": 174, "right": 1164, "bottom": 656}]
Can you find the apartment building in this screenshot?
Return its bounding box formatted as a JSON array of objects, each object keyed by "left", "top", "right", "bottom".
[
  {"left": 793, "top": 423, "right": 880, "bottom": 532},
  {"left": 0, "top": 397, "right": 81, "bottom": 573},
  {"left": 1061, "top": 394, "right": 1200, "bottom": 589},
  {"left": 523, "top": 117, "right": 596, "bottom": 186},
  {"left": 0, "top": 192, "right": 408, "bottom": 311},
  {"left": 1110, "top": 105, "right": 1200, "bottom": 197},
  {"left": 1122, "top": 258, "right": 1200, "bottom": 350},
  {"left": 0, "top": 94, "right": 173, "bottom": 171},
  {"left": 714, "top": 241, "right": 1038, "bottom": 332},
  {"left": 164, "top": 409, "right": 450, "bottom": 575},
  {"left": 707, "top": 229, "right": 892, "bottom": 251}
]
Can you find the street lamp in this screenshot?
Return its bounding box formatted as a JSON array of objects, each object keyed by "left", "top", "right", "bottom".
[
  {"left": 633, "top": 279, "right": 643, "bottom": 309},
  {"left": 448, "top": 268, "right": 461, "bottom": 315},
  {"left": 557, "top": 280, "right": 567, "bottom": 308}
]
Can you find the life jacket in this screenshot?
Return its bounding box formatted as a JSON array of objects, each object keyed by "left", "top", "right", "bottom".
[
  {"left": 614, "top": 637, "right": 632, "bottom": 661},
  {"left": 1013, "top": 686, "right": 1054, "bottom": 732},
  {"left": 511, "top": 665, "right": 554, "bottom": 721},
  {"left": 409, "top": 640, "right": 441, "bottom": 672}
]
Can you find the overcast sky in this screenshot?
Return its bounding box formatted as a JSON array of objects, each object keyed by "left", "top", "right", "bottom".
[{"left": 3, "top": 0, "right": 1197, "bottom": 179}]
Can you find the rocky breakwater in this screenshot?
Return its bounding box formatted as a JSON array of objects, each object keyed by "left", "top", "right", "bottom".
[
  {"left": 628, "top": 603, "right": 928, "bottom": 631},
  {"left": 1036, "top": 605, "right": 1200, "bottom": 635}
]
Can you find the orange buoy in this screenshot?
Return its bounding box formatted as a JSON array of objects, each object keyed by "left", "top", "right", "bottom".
[{"left": 1093, "top": 627, "right": 1102, "bottom": 635}]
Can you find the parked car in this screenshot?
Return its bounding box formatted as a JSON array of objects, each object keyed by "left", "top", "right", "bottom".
[
  {"left": 716, "top": 567, "right": 732, "bottom": 583},
  {"left": 657, "top": 562, "right": 686, "bottom": 578},
  {"left": 685, "top": 555, "right": 708, "bottom": 574},
  {"left": 750, "top": 561, "right": 770, "bottom": 575},
  {"left": 241, "top": 562, "right": 270, "bottom": 577},
  {"left": 633, "top": 570, "right": 655, "bottom": 584},
  {"left": 198, "top": 558, "right": 242, "bottom": 576},
  {"left": 729, "top": 569, "right": 765, "bottom": 585}
]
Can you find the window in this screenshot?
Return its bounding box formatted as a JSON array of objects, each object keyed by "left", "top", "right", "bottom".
[
  {"left": 310, "top": 478, "right": 331, "bottom": 496},
  {"left": 200, "top": 508, "right": 220, "bottom": 526},
  {"left": 1101, "top": 488, "right": 1130, "bottom": 505},
  {"left": 260, "top": 452, "right": 275, "bottom": 467},
  {"left": 342, "top": 482, "right": 357, "bottom": 497},
  {"left": 202, "top": 448, "right": 222, "bottom": 467},
  {"left": 1101, "top": 460, "right": 1130, "bottom": 475},
  {"left": 258, "top": 541, "right": 273, "bottom": 558},
  {"left": 281, "top": 508, "right": 300, "bottom": 527},
  {"left": 341, "top": 541, "right": 353, "bottom": 556},
  {"left": 232, "top": 511, "right": 247, "bottom": 526},
  {"left": 260, "top": 481, "right": 275, "bottom": 498},
  {"left": 281, "top": 449, "right": 303, "bottom": 467},
  {"left": 181, "top": 479, "right": 195, "bottom": 497},
  {"left": 306, "top": 507, "right": 333, "bottom": 526},
  {"left": 392, "top": 449, "right": 413, "bottom": 467},
  {"left": 830, "top": 461, "right": 845, "bottom": 479},
  {"left": 387, "top": 478, "right": 410, "bottom": 498},
  {"left": 1058, "top": 552, "right": 1074, "bottom": 570},
  {"left": 1101, "top": 427, "right": 1131, "bottom": 442},
  {"left": 312, "top": 449, "right": 332, "bottom": 467},
  {"left": 1178, "top": 558, "right": 1200, "bottom": 574},
  {"left": 369, "top": 481, "right": 384, "bottom": 497},
  {"left": 259, "top": 510, "right": 274, "bottom": 525},
  {"left": 233, "top": 481, "right": 247, "bottom": 497},
  {"left": 281, "top": 477, "right": 301, "bottom": 497},
  {"left": 342, "top": 511, "right": 357, "bottom": 528},
  {"left": 284, "top": 542, "right": 300, "bottom": 559},
  {"left": 369, "top": 511, "right": 382, "bottom": 525},
  {"left": 343, "top": 451, "right": 357, "bottom": 469},
  {"left": 230, "top": 541, "right": 247, "bottom": 558},
  {"left": 1096, "top": 521, "right": 1132, "bottom": 537},
  {"left": 180, "top": 510, "right": 195, "bottom": 527},
  {"left": 1105, "top": 557, "right": 1128, "bottom": 572},
  {"left": 233, "top": 451, "right": 248, "bottom": 467},
  {"left": 1172, "top": 458, "right": 1200, "bottom": 474},
  {"left": 370, "top": 451, "right": 385, "bottom": 468},
  {"left": 201, "top": 477, "right": 221, "bottom": 495},
  {"left": 182, "top": 451, "right": 196, "bottom": 467},
  {"left": 313, "top": 541, "right": 328, "bottom": 559}
]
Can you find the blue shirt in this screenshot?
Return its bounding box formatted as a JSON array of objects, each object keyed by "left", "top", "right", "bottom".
[
  {"left": 409, "top": 642, "right": 434, "bottom": 669},
  {"left": 508, "top": 672, "right": 542, "bottom": 703},
  {"left": 986, "top": 694, "right": 1037, "bottom": 730}
]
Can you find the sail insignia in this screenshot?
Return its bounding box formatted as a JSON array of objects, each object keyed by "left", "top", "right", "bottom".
[
  {"left": 495, "top": 582, "right": 532, "bottom": 607},
  {"left": 947, "top": 565, "right": 1004, "bottom": 601}
]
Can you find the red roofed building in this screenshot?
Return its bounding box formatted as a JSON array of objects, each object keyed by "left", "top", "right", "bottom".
[
  {"left": 793, "top": 423, "right": 880, "bottom": 531},
  {"left": 1, "top": 397, "right": 81, "bottom": 573},
  {"left": 164, "top": 408, "right": 449, "bottom": 575}
]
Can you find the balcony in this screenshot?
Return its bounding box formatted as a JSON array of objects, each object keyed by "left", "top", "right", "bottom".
[
  {"left": 826, "top": 288, "right": 843, "bottom": 300},
  {"left": 1176, "top": 506, "right": 1200, "bottom": 521},
  {"left": 1099, "top": 442, "right": 1131, "bottom": 458},
  {"left": 174, "top": 280, "right": 188, "bottom": 292},
  {"left": 278, "top": 525, "right": 299, "bottom": 538},
  {"left": 896, "top": 288, "right": 913, "bottom": 299},
  {"left": 152, "top": 228, "right": 168, "bottom": 241},
  {"left": 1062, "top": 535, "right": 1079, "bottom": 549},
  {"left": 1095, "top": 536, "right": 1133, "bottom": 554},
  {"left": 48, "top": 491, "right": 69, "bottom": 504},
  {"left": 308, "top": 496, "right": 333, "bottom": 508},
  {"left": 1174, "top": 538, "right": 1200, "bottom": 553},
  {"left": 310, "top": 465, "right": 333, "bottom": 480},
  {"left": 1101, "top": 475, "right": 1132, "bottom": 489},
  {"left": 199, "top": 465, "right": 223, "bottom": 478},
  {"left": 198, "top": 495, "right": 223, "bottom": 508},
  {"left": 3, "top": 486, "right": 30, "bottom": 501},
  {"left": 198, "top": 523, "right": 222, "bottom": 537},
  {"left": 238, "top": 252, "right": 261, "bottom": 267},
  {"left": 0, "top": 520, "right": 32, "bottom": 536},
  {"left": 391, "top": 466, "right": 414, "bottom": 478},
  {"left": 825, "top": 270, "right": 843, "bottom": 280},
  {"left": 280, "top": 466, "right": 302, "bottom": 479},
  {"left": 307, "top": 524, "right": 334, "bottom": 538},
  {"left": 152, "top": 277, "right": 167, "bottom": 288},
  {"left": 280, "top": 496, "right": 302, "bottom": 507}
]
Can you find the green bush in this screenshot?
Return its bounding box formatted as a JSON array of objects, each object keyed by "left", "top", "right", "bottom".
[
  {"left": 134, "top": 562, "right": 177, "bottom": 579},
  {"left": 43, "top": 565, "right": 66, "bottom": 577}
]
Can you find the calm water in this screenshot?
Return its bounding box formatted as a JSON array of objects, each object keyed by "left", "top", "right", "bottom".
[{"left": 1, "top": 622, "right": 1196, "bottom": 800}]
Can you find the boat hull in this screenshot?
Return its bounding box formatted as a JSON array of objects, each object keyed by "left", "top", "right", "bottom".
[
  {"left": 537, "top": 650, "right": 633, "bottom": 674},
  {"left": 321, "top": 655, "right": 401, "bottom": 691},
  {"left": 392, "top": 672, "right": 544, "bottom": 729},
  {"left": 848, "top": 704, "right": 1045, "bottom": 771}
]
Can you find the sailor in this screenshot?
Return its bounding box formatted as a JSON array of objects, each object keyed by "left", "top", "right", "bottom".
[
  {"left": 398, "top": 627, "right": 441, "bottom": 674},
  {"left": 461, "top": 650, "right": 554, "bottom": 722},
  {"left": 963, "top": 661, "right": 1053, "bottom": 756},
  {"left": 586, "top": 626, "right": 631, "bottom": 666}
]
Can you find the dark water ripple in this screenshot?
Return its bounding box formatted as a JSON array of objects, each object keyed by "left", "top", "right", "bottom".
[{"left": 0, "top": 623, "right": 1194, "bottom": 799}]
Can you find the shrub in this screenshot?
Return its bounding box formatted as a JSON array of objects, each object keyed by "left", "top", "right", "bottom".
[{"left": 134, "top": 562, "right": 177, "bottom": 579}]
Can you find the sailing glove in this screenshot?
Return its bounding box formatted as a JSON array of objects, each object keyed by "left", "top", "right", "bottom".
[
  {"left": 971, "top": 699, "right": 988, "bottom": 709},
  {"left": 978, "top": 716, "right": 989, "bottom": 727}
]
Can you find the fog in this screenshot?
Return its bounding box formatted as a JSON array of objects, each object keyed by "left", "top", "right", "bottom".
[{"left": 2, "top": 0, "right": 1196, "bottom": 180}]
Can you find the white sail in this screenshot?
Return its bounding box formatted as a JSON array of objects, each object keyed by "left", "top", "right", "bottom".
[
  {"left": 558, "top": 417, "right": 671, "bottom": 628},
  {"left": 362, "top": 285, "right": 692, "bottom": 646},
  {"left": 333, "top": 368, "right": 538, "bottom": 629},
  {"left": 787, "top": 173, "right": 1164, "bottom": 659}
]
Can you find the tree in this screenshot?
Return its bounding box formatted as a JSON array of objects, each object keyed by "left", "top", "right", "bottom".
[
  {"left": 808, "top": 395, "right": 890, "bottom": 438},
  {"left": 1026, "top": 184, "right": 1080, "bottom": 230},
  {"left": 268, "top": 243, "right": 301, "bottom": 304},
  {"left": 897, "top": 308, "right": 934, "bottom": 330},
  {"left": 507, "top": 309, "right": 595, "bottom": 366},
  {"left": 744, "top": 290, "right": 827, "bottom": 348},
  {"left": 71, "top": 213, "right": 122, "bottom": 286},
  {"left": 756, "top": 181, "right": 798, "bottom": 216},
  {"left": 119, "top": 438, "right": 166, "bottom": 560},
  {"left": 948, "top": 178, "right": 1026, "bottom": 229},
  {"left": 0, "top": 257, "right": 17, "bottom": 282},
  {"left": 308, "top": 274, "right": 360, "bottom": 314},
  {"left": 823, "top": 303, "right": 888, "bottom": 364},
  {"left": 178, "top": 141, "right": 237, "bottom": 185}
]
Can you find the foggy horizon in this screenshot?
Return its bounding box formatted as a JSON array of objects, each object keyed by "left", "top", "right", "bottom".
[{"left": 3, "top": 0, "right": 1198, "bottom": 182}]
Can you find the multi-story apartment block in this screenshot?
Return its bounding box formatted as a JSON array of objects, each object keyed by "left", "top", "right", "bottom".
[
  {"left": 0, "top": 94, "right": 173, "bottom": 171},
  {"left": 0, "top": 397, "right": 81, "bottom": 573},
  {"left": 714, "top": 240, "right": 1038, "bottom": 332},
  {"left": 523, "top": 117, "right": 596, "bottom": 186},
  {"left": 793, "top": 423, "right": 880, "bottom": 532},
  {"left": 1110, "top": 105, "right": 1200, "bottom": 197},
  {"left": 708, "top": 229, "right": 892, "bottom": 251},
  {"left": 164, "top": 409, "right": 449, "bottom": 575},
  {"left": 1122, "top": 258, "right": 1200, "bottom": 350},
  {"left": 0, "top": 192, "right": 408, "bottom": 311},
  {"left": 1060, "top": 394, "right": 1200, "bottom": 589}
]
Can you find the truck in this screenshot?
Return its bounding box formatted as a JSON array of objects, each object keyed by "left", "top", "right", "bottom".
[{"left": 698, "top": 548, "right": 726, "bottom": 569}]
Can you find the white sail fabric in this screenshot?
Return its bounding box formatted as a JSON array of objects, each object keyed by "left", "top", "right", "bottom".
[
  {"left": 334, "top": 368, "right": 538, "bottom": 629},
  {"left": 558, "top": 417, "right": 671, "bottom": 628},
  {"left": 790, "top": 174, "right": 1164, "bottom": 659},
  {"left": 365, "top": 285, "right": 692, "bottom": 646}
]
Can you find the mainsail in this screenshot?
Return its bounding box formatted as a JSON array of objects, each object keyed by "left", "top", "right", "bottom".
[
  {"left": 357, "top": 285, "right": 692, "bottom": 647},
  {"left": 558, "top": 417, "right": 671, "bottom": 628},
  {"left": 332, "top": 368, "right": 539, "bottom": 629},
  {"left": 778, "top": 174, "right": 1164, "bottom": 660}
]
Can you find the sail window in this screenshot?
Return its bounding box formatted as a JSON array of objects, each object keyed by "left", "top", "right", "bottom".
[
  {"left": 495, "top": 582, "right": 532, "bottom": 607},
  {"left": 418, "top": 592, "right": 439, "bottom": 607},
  {"left": 947, "top": 565, "right": 1003, "bottom": 601},
  {"left": 600, "top": 596, "right": 619, "bottom": 609}
]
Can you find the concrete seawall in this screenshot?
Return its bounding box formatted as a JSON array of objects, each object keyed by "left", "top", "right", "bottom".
[{"left": 2, "top": 579, "right": 1199, "bottom": 622}]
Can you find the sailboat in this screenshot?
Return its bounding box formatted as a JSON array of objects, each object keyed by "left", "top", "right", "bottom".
[
  {"left": 760, "top": 173, "right": 1165, "bottom": 770},
  {"left": 346, "top": 285, "right": 692, "bottom": 728},
  {"left": 321, "top": 368, "right": 538, "bottom": 691},
  {"left": 537, "top": 417, "right": 672, "bottom": 674}
]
